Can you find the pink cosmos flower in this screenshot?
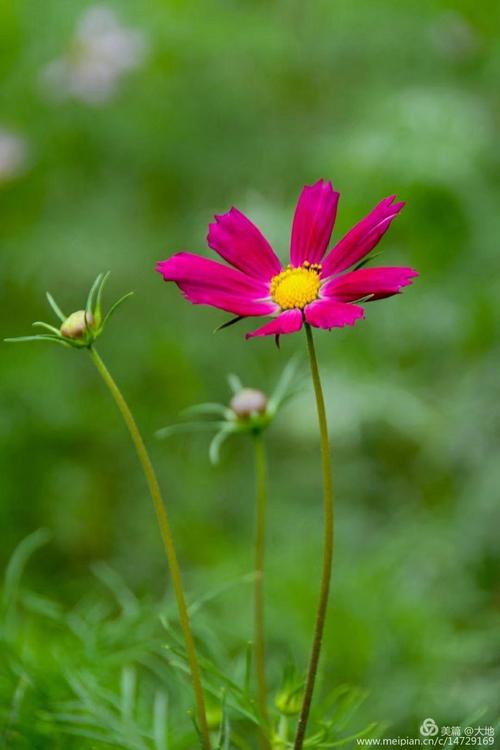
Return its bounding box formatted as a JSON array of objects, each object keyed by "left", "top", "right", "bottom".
[{"left": 156, "top": 180, "right": 417, "bottom": 339}]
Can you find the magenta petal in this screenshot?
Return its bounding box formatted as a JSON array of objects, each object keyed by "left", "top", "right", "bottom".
[
  {"left": 246, "top": 309, "right": 303, "bottom": 339},
  {"left": 322, "top": 266, "right": 418, "bottom": 302},
  {"left": 208, "top": 207, "right": 282, "bottom": 281},
  {"left": 305, "top": 299, "right": 365, "bottom": 329},
  {"left": 290, "top": 179, "right": 340, "bottom": 266},
  {"left": 321, "top": 196, "right": 405, "bottom": 277},
  {"left": 156, "top": 253, "right": 278, "bottom": 317}
]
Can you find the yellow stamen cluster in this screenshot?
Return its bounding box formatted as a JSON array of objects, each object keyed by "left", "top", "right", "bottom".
[{"left": 270, "top": 261, "right": 322, "bottom": 310}]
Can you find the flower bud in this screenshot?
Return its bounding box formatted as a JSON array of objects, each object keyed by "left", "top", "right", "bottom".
[
  {"left": 206, "top": 705, "right": 223, "bottom": 730},
  {"left": 275, "top": 687, "right": 303, "bottom": 716},
  {"left": 230, "top": 388, "right": 268, "bottom": 419},
  {"left": 60, "top": 310, "right": 94, "bottom": 339}
]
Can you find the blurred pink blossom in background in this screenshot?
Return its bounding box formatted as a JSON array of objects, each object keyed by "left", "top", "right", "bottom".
[
  {"left": 0, "top": 129, "right": 29, "bottom": 184},
  {"left": 40, "top": 5, "right": 147, "bottom": 105}
]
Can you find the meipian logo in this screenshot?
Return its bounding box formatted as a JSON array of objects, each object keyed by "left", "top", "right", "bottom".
[{"left": 420, "top": 718, "right": 439, "bottom": 737}]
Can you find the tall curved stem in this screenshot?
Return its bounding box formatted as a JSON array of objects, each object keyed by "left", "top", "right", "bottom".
[
  {"left": 89, "top": 346, "right": 211, "bottom": 750},
  {"left": 293, "top": 324, "right": 335, "bottom": 750},
  {"left": 253, "top": 430, "right": 270, "bottom": 749}
]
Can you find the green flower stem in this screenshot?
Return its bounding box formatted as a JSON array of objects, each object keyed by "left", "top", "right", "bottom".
[
  {"left": 89, "top": 346, "right": 211, "bottom": 750},
  {"left": 293, "top": 324, "right": 335, "bottom": 750},
  {"left": 253, "top": 430, "right": 270, "bottom": 749}
]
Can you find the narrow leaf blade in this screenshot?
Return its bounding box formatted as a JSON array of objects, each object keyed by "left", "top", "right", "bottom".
[
  {"left": 46, "top": 292, "right": 66, "bottom": 322},
  {"left": 102, "top": 291, "right": 134, "bottom": 328}
]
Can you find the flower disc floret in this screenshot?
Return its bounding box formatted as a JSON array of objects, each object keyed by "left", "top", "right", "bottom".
[{"left": 270, "top": 262, "right": 322, "bottom": 310}]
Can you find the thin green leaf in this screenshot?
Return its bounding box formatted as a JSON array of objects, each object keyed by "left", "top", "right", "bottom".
[
  {"left": 323, "top": 685, "right": 368, "bottom": 731},
  {"left": 165, "top": 652, "right": 259, "bottom": 724},
  {"left": 162, "top": 641, "right": 256, "bottom": 715},
  {"left": 32, "top": 321, "right": 62, "bottom": 335},
  {"left": 352, "top": 294, "right": 374, "bottom": 304},
  {"left": 4, "top": 334, "right": 70, "bottom": 347},
  {"left": 353, "top": 250, "right": 382, "bottom": 271},
  {"left": 3, "top": 528, "right": 52, "bottom": 612},
  {"left": 314, "top": 722, "right": 379, "bottom": 747},
  {"left": 153, "top": 691, "right": 169, "bottom": 750},
  {"left": 268, "top": 356, "right": 302, "bottom": 412},
  {"left": 46, "top": 727, "right": 126, "bottom": 746},
  {"left": 8, "top": 674, "right": 30, "bottom": 726},
  {"left": 209, "top": 427, "right": 235, "bottom": 464},
  {"left": 120, "top": 666, "right": 136, "bottom": 721},
  {"left": 216, "top": 691, "right": 229, "bottom": 750},
  {"left": 19, "top": 590, "right": 63, "bottom": 620},
  {"left": 46, "top": 291, "right": 66, "bottom": 321},
  {"left": 188, "top": 572, "right": 256, "bottom": 617},
  {"left": 86, "top": 273, "right": 103, "bottom": 317},
  {"left": 94, "top": 270, "right": 111, "bottom": 325},
  {"left": 227, "top": 373, "right": 242, "bottom": 394},
  {"left": 155, "top": 422, "right": 225, "bottom": 440},
  {"left": 243, "top": 641, "right": 252, "bottom": 699},
  {"left": 230, "top": 729, "right": 255, "bottom": 750},
  {"left": 91, "top": 562, "right": 139, "bottom": 616},
  {"left": 102, "top": 291, "right": 134, "bottom": 328},
  {"left": 268, "top": 385, "right": 306, "bottom": 417},
  {"left": 187, "top": 709, "right": 204, "bottom": 749},
  {"left": 182, "top": 403, "right": 232, "bottom": 419}
]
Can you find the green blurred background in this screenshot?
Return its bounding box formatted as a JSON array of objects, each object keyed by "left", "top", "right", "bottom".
[{"left": 1, "top": 0, "right": 499, "bottom": 745}]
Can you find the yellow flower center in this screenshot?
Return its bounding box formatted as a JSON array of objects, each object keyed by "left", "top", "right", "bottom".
[{"left": 270, "top": 262, "right": 322, "bottom": 310}]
